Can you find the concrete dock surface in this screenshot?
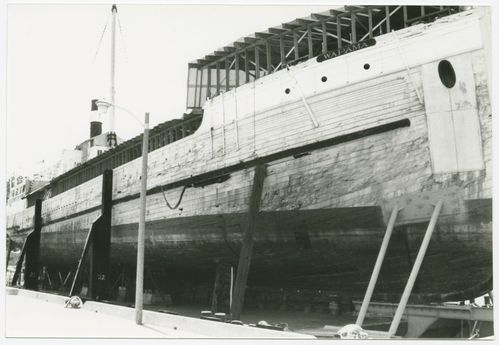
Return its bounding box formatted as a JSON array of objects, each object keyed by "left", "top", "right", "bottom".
[{"left": 5, "top": 288, "right": 315, "bottom": 339}]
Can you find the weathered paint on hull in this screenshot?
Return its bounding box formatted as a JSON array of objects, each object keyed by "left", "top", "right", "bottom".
[{"left": 34, "top": 201, "right": 492, "bottom": 303}]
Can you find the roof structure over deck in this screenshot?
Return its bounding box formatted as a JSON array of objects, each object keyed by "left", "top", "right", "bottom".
[{"left": 186, "top": 5, "right": 462, "bottom": 109}]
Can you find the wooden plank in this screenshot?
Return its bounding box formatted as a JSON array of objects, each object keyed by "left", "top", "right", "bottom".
[
  {"left": 24, "top": 199, "right": 42, "bottom": 290},
  {"left": 351, "top": 12, "right": 357, "bottom": 43},
  {"left": 307, "top": 25, "right": 313, "bottom": 58},
  {"left": 321, "top": 21, "right": 327, "bottom": 53},
  {"left": 293, "top": 31, "right": 299, "bottom": 60},
  {"left": 254, "top": 45, "right": 260, "bottom": 79},
  {"left": 266, "top": 41, "right": 271, "bottom": 73},
  {"left": 231, "top": 164, "right": 266, "bottom": 320},
  {"left": 385, "top": 6, "right": 391, "bottom": 33},
  {"left": 234, "top": 53, "right": 239, "bottom": 87},
  {"left": 337, "top": 19, "right": 342, "bottom": 49},
  {"left": 368, "top": 7, "right": 373, "bottom": 38},
  {"left": 279, "top": 35, "right": 285, "bottom": 66}
]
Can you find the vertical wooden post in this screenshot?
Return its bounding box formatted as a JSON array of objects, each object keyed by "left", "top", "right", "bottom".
[
  {"left": 225, "top": 57, "right": 230, "bottom": 91},
  {"left": 266, "top": 41, "right": 271, "bottom": 74},
  {"left": 293, "top": 31, "right": 299, "bottom": 60},
  {"left": 216, "top": 62, "right": 220, "bottom": 96},
  {"left": 135, "top": 112, "right": 150, "bottom": 325},
  {"left": 336, "top": 19, "right": 342, "bottom": 49},
  {"left": 307, "top": 25, "right": 313, "bottom": 58},
  {"left": 321, "top": 21, "right": 327, "bottom": 54},
  {"left": 279, "top": 35, "right": 285, "bottom": 66},
  {"left": 231, "top": 164, "right": 266, "bottom": 320},
  {"left": 207, "top": 66, "right": 212, "bottom": 98},
  {"left": 24, "top": 199, "right": 42, "bottom": 290},
  {"left": 244, "top": 48, "right": 249, "bottom": 83},
  {"left": 351, "top": 12, "right": 357, "bottom": 43},
  {"left": 368, "top": 7, "right": 373, "bottom": 38},
  {"left": 403, "top": 6, "right": 408, "bottom": 28},
  {"left": 234, "top": 53, "right": 239, "bottom": 87},
  {"left": 254, "top": 45, "right": 260, "bottom": 79},
  {"left": 90, "top": 169, "right": 113, "bottom": 301}
]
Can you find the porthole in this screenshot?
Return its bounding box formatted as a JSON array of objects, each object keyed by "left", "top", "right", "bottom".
[
  {"left": 285, "top": 88, "right": 290, "bottom": 94},
  {"left": 363, "top": 63, "right": 370, "bottom": 70},
  {"left": 438, "top": 60, "right": 456, "bottom": 88},
  {"left": 321, "top": 76, "right": 327, "bottom": 82}
]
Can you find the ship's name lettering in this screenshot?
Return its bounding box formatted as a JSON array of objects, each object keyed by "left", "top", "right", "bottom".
[{"left": 316, "top": 38, "right": 376, "bottom": 63}]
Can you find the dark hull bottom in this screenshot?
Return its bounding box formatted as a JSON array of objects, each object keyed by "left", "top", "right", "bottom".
[{"left": 15, "top": 204, "right": 492, "bottom": 304}]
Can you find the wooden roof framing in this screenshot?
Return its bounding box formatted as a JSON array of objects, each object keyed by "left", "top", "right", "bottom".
[{"left": 186, "top": 5, "right": 461, "bottom": 108}]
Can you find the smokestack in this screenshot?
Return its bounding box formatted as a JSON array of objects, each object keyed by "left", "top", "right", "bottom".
[
  {"left": 90, "top": 121, "right": 102, "bottom": 138},
  {"left": 90, "top": 99, "right": 103, "bottom": 138}
]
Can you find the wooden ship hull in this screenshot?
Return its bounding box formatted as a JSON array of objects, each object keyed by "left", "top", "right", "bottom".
[{"left": 6, "top": 6, "right": 492, "bottom": 304}]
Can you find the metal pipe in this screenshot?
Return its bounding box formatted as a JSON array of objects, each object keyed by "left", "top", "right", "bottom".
[
  {"left": 356, "top": 206, "right": 399, "bottom": 326},
  {"left": 387, "top": 200, "right": 443, "bottom": 337},
  {"left": 135, "top": 112, "right": 150, "bottom": 325}
]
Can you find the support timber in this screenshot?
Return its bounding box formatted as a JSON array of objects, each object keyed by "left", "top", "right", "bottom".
[
  {"left": 231, "top": 164, "right": 266, "bottom": 320},
  {"left": 69, "top": 170, "right": 113, "bottom": 300},
  {"left": 24, "top": 199, "right": 42, "bottom": 290}
]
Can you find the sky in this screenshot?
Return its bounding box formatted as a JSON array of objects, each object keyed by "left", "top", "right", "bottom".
[{"left": 6, "top": 2, "right": 337, "bottom": 177}]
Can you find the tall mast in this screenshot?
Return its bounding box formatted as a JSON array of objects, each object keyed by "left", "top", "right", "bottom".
[{"left": 109, "top": 4, "right": 117, "bottom": 140}]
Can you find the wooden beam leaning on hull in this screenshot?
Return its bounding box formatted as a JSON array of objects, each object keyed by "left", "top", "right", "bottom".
[
  {"left": 69, "top": 170, "right": 113, "bottom": 301},
  {"left": 231, "top": 164, "right": 267, "bottom": 320},
  {"left": 11, "top": 199, "right": 42, "bottom": 290}
]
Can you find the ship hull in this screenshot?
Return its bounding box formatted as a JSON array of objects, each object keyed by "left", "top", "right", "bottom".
[
  {"left": 32, "top": 202, "right": 492, "bottom": 303},
  {"left": 7, "top": 9, "right": 492, "bottom": 304}
]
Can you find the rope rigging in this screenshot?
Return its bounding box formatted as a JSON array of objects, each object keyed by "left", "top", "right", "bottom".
[
  {"left": 91, "top": 13, "right": 111, "bottom": 64},
  {"left": 160, "top": 185, "right": 188, "bottom": 210}
]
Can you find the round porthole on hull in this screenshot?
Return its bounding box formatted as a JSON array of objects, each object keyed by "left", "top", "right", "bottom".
[{"left": 438, "top": 60, "right": 456, "bottom": 88}]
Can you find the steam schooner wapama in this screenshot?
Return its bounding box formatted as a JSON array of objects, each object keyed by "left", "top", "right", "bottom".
[{"left": 6, "top": 5, "right": 492, "bottom": 306}]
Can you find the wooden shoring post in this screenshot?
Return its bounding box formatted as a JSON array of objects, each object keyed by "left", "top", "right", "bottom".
[
  {"left": 321, "top": 21, "right": 327, "bottom": 53},
  {"left": 421, "top": 6, "right": 425, "bottom": 16},
  {"left": 385, "top": 6, "right": 391, "bottom": 33},
  {"left": 336, "top": 17, "right": 342, "bottom": 49},
  {"left": 266, "top": 41, "right": 271, "bottom": 75},
  {"left": 11, "top": 237, "right": 28, "bottom": 286},
  {"left": 254, "top": 45, "right": 260, "bottom": 79},
  {"left": 231, "top": 164, "right": 267, "bottom": 320},
  {"left": 24, "top": 199, "right": 42, "bottom": 290},
  {"left": 216, "top": 62, "right": 220, "bottom": 96},
  {"left": 89, "top": 169, "right": 113, "bottom": 301},
  {"left": 403, "top": 6, "right": 408, "bottom": 28},
  {"left": 69, "top": 170, "right": 113, "bottom": 298},
  {"left": 244, "top": 48, "right": 249, "bottom": 83},
  {"left": 234, "top": 53, "right": 239, "bottom": 87},
  {"left": 225, "top": 57, "right": 230, "bottom": 92},
  {"left": 307, "top": 25, "right": 313, "bottom": 58},
  {"left": 279, "top": 35, "right": 285, "bottom": 66},
  {"left": 351, "top": 12, "right": 357, "bottom": 43},
  {"left": 367, "top": 7, "right": 373, "bottom": 38},
  {"left": 293, "top": 30, "right": 299, "bottom": 60},
  {"left": 356, "top": 206, "right": 400, "bottom": 326},
  {"left": 6, "top": 236, "right": 12, "bottom": 270},
  {"left": 387, "top": 200, "right": 443, "bottom": 338}
]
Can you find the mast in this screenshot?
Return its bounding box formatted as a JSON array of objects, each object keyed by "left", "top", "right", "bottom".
[{"left": 109, "top": 4, "right": 117, "bottom": 145}]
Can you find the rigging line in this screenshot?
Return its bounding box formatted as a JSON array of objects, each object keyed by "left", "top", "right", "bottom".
[
  {"left": 91, "top": 13, "right": 111, "bottom": 64},
  {"left": 116, "top": 14, "right": 129, "bottom": 63},
  {"left": 160, "top": 185, "right": 188, "bottom": 210}
]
